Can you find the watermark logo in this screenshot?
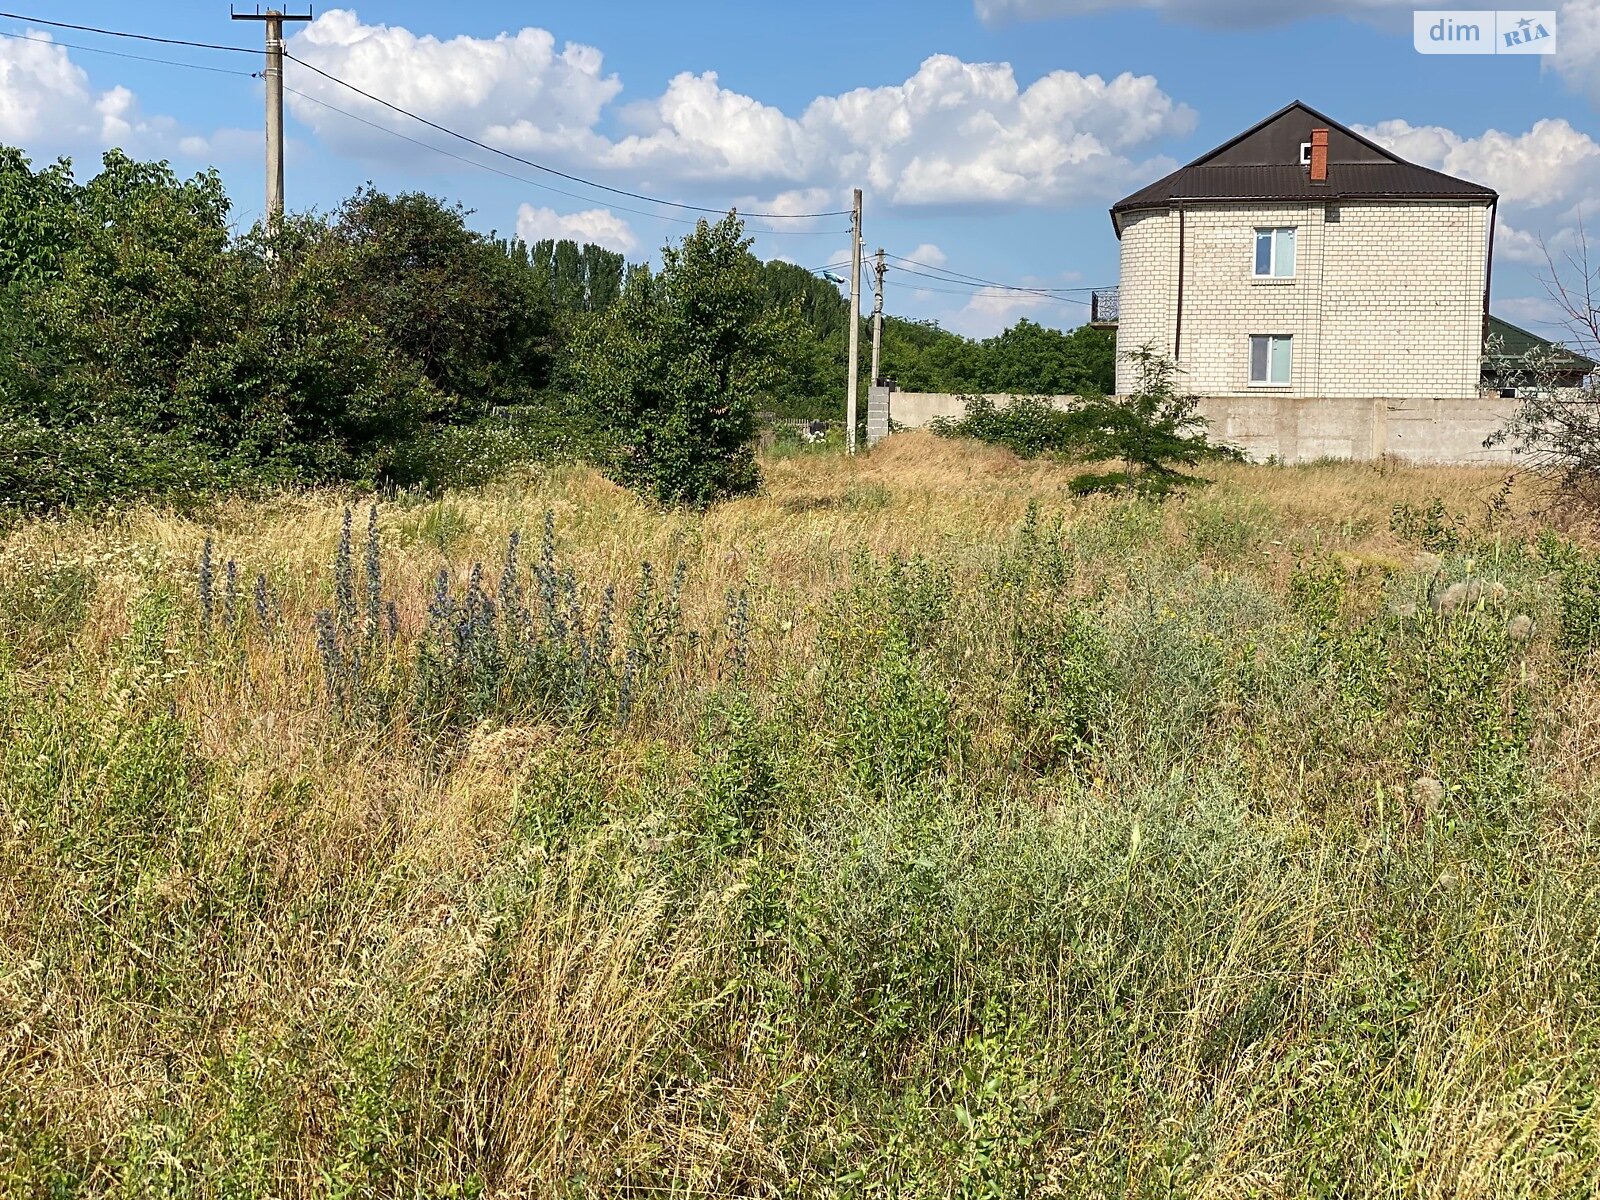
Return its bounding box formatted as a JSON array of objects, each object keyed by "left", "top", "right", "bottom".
[{"left": 1414, "top": 10, "right": 1557, "bottom": 53}]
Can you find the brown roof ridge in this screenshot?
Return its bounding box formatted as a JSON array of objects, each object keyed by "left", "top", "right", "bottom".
[
  {"left": 1168, "top": 100, "right": 1398, "bottom": 171},
  {"left": 1110, "top": 101, "right": 1497, "bottom": 236}
]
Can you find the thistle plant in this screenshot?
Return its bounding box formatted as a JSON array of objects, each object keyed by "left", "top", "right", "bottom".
[
  {"left": 334, "top": 506, "right": 357, "bottom": 641},
  {"left": 314, "top": 609, "right": 348, "bottom": 706},
  {"left": 253, "top": 572, "right": 282, "bottom": 636},
  {"left": 411, "top": 512, "right": 691, "bottom": 730},
  {"left": 364, "top": 504, "right": 382, "bottom": 641},
  {"left": 197, "top": 537, "right": 215, "bottom": 632},
  {"left": 307, "top": 504, "right": 402, "bottom": 714}
]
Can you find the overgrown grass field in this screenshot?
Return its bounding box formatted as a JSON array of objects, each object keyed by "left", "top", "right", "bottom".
[{"left": 5, "top": 433, "right": 1600, "bottom": 1197}]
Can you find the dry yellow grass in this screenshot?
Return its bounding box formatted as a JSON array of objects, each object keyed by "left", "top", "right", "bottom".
[{"left": 2, "top": 433, "right": 1598, "bottom": 1197}]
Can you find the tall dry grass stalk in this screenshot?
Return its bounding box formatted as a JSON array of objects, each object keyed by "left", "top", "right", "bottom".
[{"left": 2, "top": 432, "right": 1597, "bottom": 1197}]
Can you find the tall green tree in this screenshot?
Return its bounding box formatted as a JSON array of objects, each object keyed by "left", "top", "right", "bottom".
[
  {"left": 980, "top": 320, "right": 1113, "bottom": 397},
  {"left": 332, "top": 188, "right": 555, "bottom": 418},
  {"left": 0, "top": 151, "right": 436, "bottom": 509},
  {"left": 0, "top": 147, "right": 76, "bottom": 290},
  {"left": 573, "top": 214, "right": 791, "bottom": 505},
  {"left": 522, "top": 237, "right": 626, "bottom": 312}
]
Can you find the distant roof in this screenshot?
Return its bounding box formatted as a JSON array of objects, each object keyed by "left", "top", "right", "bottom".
[
  {"left": 1110, "top": 101, "right": 1497, "bottom": 235},
  {"left": 1485, "top": 314, "right": 1598, "bottom": 372}
]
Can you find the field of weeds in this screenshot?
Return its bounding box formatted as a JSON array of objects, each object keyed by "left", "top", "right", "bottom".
[{"left": 4, "top": 432, "right": 1600, "bottom": 1197}]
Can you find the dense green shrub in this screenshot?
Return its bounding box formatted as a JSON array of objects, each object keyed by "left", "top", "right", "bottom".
[
  {"left": 0, "top": 149, "right": 619, "bottom": 511},
  {"left": 932, "top": 343, "right": 1238, "bottom": 497},
  {"left": 930, "top": 393, "right": 1081, "bottom": 459},
  {"left": 0, "top": 141, "right": 1125, "bottom": 507},
  {"left": 573, "top": 214, "right": 791, "bottom": 505},
  {"left": 1065, "top": 342, "right": 1241, "bottom": 496},
  {"left": 331, "top": 188, "right": 557, "bottom": 418}
]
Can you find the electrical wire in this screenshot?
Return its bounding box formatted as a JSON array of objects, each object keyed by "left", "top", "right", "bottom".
[
  {"left": 897, "top": 280, "right": 1090, "bottom": 306},
  {"left": 0, "top": 7, "right": 853, "bottom": 229},
  {"left": 285, "top": 87, "right": 845, "bottom": 237},
  {"left": 284, "top": 51, "right": 850, "bottom": 221},
  {"left": 0, "top": 11, "right": 256, "bottom": 55},
  {"left": 0, "top": 6, "right": 1112, "bottom": 289},
  {"left": 886, "top": 254, "right": 1100, "bottom": 295},
  {"left": 0, "top": 27, "right": 258, "bottom": 75},
  {"left": 886, "top": 252, "right": 1097, "bottom": 293}
]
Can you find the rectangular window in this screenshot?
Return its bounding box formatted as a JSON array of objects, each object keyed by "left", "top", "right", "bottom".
[
  {"left": 1253, "top": 227, "right": 1296, "bottom": 277},
  {"left": 1249, "top": 335, "right": 1293, "bottom": 385}
]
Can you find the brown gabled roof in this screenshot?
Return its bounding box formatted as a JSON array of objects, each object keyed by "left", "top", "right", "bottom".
[{"left": 1110, "top": 101, "right": 1497, "bottom": 236}]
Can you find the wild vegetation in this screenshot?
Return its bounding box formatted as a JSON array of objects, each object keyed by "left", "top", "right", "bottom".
[
  {"left": 4, "top": 434, "right": 1600, "bottom": 1195},
  {"left": 574, "top": 215, "right": 788, "bottom": 505},
  {"left": 932, "top": 343, "right": 1239, "bottom": 495},
  {"left": 1489, "top": 222, "right": 1600, "bottom": 512},
  {"left": 0, "top": 146, "right": 1115, "bottom": 516}
]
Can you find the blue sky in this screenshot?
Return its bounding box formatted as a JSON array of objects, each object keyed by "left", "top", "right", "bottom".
[{"left": 3, "top": 1, "right": 1597, "bottom": 339}]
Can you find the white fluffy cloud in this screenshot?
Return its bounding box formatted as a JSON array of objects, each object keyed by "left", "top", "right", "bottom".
[
  {"left": 1495, "top": 221, "right": 1551, "bottom": 265},
  {"left": 1358, "top": 117, "right": 1600, "bottom": 208},
  {"left": 0, "top": 31, "right": 251, "bottom": 162},
  {"left": 0, "top": 34, "right": 169, "bottom": 149},
  {"left": 978, "top": 0, "right": 1600, "bottom": 116},
  {"left": 514, "top": 203, "right": 637, "bottom": 253},
  {"left": 287, "top": 8, "right": 621, "bottom": 160},
  {"left": 285, "top": 11, "right": 1194, "bottom": 209},
  {"left": 1554, "top": 0, "right": 1600, "bottom": 106},
  {"left": 612, "top": 58, "right": 1194, "bottom": 205},
  {"left": 1496, "top": 294, "right": 1572, "bottom": 331},
  {"left": 908, "top": 243, "right": 948, "bottom": 267},
  {"left": 938, "top": 288, "right": 1087, "bottom": 337},
  {"left": 0, "top": 34, "right": 98, "bottom": 143}
]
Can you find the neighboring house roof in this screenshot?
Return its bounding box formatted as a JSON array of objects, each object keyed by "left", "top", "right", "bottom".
[
  {"left": 1483, "top": 314, "right": 1598, "bottom": 375},
  {"left": 1110, "top": 101, "right": 1498, "bottom": 235}
]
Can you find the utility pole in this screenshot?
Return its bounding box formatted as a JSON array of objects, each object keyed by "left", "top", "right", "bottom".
[
  {"left": 232, "top": 6, "right": 313, "bottom": 235},
  {"left": 870, "top": 247, "right": 886, "bottom": 386},
  {"left": 846, "top": 188, "right": 863, "bottom": 455}
]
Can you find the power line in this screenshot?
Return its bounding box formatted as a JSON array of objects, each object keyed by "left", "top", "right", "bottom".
[
  {"left": 286, "top": 87, "right": 843, "bottom": 237},
  {"left": 897, "top": 280, "right": 1091, "bottom": 306},
  {"left": 0, "top": 7, "right": 853, "bottom": 230},
  {"left": 885, "top": 252, "right": 1101, "bottom": 295},
  {"left": 284, "top": 51, "right": 849, "bottom": 221},
  {"left": 0, "top": 11, "right": 254, "bottom": 55},
  {"left": 0, "top": 27, "right": 259, "bottom": 75},
  {"left": 812, "top": 263, "right": 1087, "bottom": 307},
  {"left": 815, "top": 262, "right": 1088, "bottom": 305},
  {"left": 891, "top": 262, "right": 1088, "bottom": 296}
]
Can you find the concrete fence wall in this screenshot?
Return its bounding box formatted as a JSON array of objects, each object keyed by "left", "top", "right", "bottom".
[
  {"left": 881, "top": 389, "right": 1525, "bottom": 466},
  {"left": 885, "top": 392, "right": 1081, "bottom": 431}
]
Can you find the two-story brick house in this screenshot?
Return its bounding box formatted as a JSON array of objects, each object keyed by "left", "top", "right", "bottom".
[{"left": 1110, "top": 101, "right": 1507, "bottom": 462}]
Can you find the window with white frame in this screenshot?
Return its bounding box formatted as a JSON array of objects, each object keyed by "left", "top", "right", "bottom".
[
  {"left": 1249, "top": 335, "right": 1293, "bottom": 385},
  {"left": 1254, "top": 227, "right": 1296, "bottom": 278}
]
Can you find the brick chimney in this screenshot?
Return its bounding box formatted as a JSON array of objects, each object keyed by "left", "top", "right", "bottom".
[{"left": 1309, "top": 128, "right": 1329, "bottom": 183}]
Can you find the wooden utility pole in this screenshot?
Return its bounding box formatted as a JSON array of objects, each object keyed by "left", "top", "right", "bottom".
[
  {"left": 846, "top": 188, "right": 863, "bottom": 455},
  {"left": 232, "top": 6, "right": 313, "bottom": 234},
  {"left": 870, "top": 247, "right": 886, "bottom": 385}
]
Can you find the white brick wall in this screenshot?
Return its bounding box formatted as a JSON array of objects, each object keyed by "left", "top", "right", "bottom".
[{"left": 1114, "top": 200, "right": 1491, "bottom": 400}]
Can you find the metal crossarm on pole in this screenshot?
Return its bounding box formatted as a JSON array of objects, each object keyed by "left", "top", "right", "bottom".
[{"left": 231, "top": 6, "right": 313, "bottom": 234}]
